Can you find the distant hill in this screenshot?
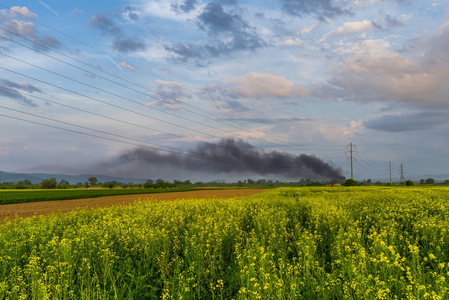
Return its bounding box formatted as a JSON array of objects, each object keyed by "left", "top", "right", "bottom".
[{"left": 0, "top": 171, "right": 148, "bottom": 185}]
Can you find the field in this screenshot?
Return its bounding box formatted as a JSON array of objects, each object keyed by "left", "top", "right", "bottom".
[
  {"left": 0, "top": 188, "right": 202, "bottom": 205},
  {"left": 1, "top": 186, "right": 449, "bottom": 299}
]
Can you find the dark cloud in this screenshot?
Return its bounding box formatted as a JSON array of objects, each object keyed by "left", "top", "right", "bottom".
[
  {"left": 377, "top": 10, "right": 404, "bottom": 30},
  {"left": 89, "top": 14, "right": 122, "bottom": 36},
  {"left": 32, "top": 35, "right": 62, "bottom": 51},
  {"left": 112, "top": 37, "right": 145, "bottom": 53},
  {"left": 0, "top": 79, "right": 42, "bottom": 106},
  {"left": 279, "top": 0, "right": 348, "bottom": 20},
  {"left": 124, "top": 6, "right": 139, "bottom": 20},
  {"left": 164, "top": 2, "right": 265, "bottom": 62},
  {"left": 199, "top": 84, "right": 250, "bottom": 112},
  {"left": 171, "top": 0, "right": 198, "bottom": 14},
  {"left": 108, "top": 139, "right": 345, "bottom": 181},
  {"left": 148, "top": 81, "right": 191, "bottom": 110},
  {"left": 365, "top": 111, "right": 447, "bottom": 133}
]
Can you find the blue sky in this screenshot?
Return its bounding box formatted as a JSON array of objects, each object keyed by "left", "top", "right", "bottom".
[{"left": 0, "top": 0, "right": 448, "bottom": 182}]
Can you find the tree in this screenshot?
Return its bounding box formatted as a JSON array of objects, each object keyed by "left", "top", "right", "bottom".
[
  {"left": 343, "top": 179, "right": 359, "bottom": 186},
  {"left": 405, "top": 180, "right": 414, "bottom": 186},
  {"left": 88, "top": 177, "right": 98, "bottom": 186},
  {"left": 425, "top": 178, "right": 435, "bottom": 185},
  {"left": 444, "top": 180, "right": 449, "bottom": 185},
  {"left": 102, "top": 181, "right": 115, "bottom": 189},
  {"left": 420, "top": 179, "right": 425, "bottom": 185},
  {"left": 59, "top": 179, "right": 69, "bottom": 188},
  {"left": 41, "top": 177, "right": 57, "bottom": 189},
  {"left": 15, "top": 181, "right": 27, "bottom": 189}
]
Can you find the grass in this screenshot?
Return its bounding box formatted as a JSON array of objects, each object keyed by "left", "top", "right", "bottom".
[
  {"left": 0, "top": 188, "right": 198, "bottom": 205},
  {"left": 1, "top": 186, "right": 449, "bottom": 299}
]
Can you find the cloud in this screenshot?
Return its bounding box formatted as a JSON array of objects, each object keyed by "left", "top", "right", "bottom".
[
  {"left": 0, "top": 79, "right": 42, "bottom": 106},
  {"left": 279, "top": 0, "right": 348, "bottom": 20},
  {"left": 0, "top": 6, "right": 62, "bottom": 51},
  {"left": 220, "top": 72, "right": 309, "bottom": 99},
  {"left": 2, "top": 19, "right": 37, "bottom": 37},
  {"left": 147, "top": 80, "right": 190, "bottom": 110},
  {"left": 124, "top": 6, "right": 139, "bottom": 20},
  {"left": 320, "top": 20, "right": 376, "bottom": 41},
  {"left": 365, "top": 111, "right": 448, "bottom": 133},
  {"left": 324, "top": 22, "right": 449, "bottom": 107},
  {"left": 282, "top": 37, "right": 303, "bottom": 46},
  {"left": 69, "top": 8, "right": 84, "bottom": 15},
  {"left": 223, "top": 117, "right": 310, "bottom": 125},
  {"left": 198, "top": 72, "right": 309, "bottom": 113},
  {"left": 112, "top": 37, "right": 146, "bottom": 53},
  {"left": 118, "top": 61, "right": 135, "bottom": 71},
  {"left": 164, "top": 2, "right": 265, "bottom": 62},
  {"left": 89, "top": 14, "right": 122, "bottom": 36},
  {"left": 9, "top": 6, "right": 37, "bottom": 18},
  {"left": 32, "top": 35, "right": 62, "bottom": 51},
  {"left": 171, "top": 0, "right": 198, "bottom": 14}
]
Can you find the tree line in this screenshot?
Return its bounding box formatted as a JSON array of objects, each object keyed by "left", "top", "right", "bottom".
[{"left": 1, "top": 177, "right": 448, "bottom": 190}]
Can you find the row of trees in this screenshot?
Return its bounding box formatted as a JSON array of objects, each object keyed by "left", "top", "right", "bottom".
[{"left": 2, "top": 177, "right": 449, "bottom": 190}]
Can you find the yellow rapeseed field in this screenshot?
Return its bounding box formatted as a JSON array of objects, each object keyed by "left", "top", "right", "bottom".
[{"left": 1, "top": 186, "right": 449, "bottom": 299}]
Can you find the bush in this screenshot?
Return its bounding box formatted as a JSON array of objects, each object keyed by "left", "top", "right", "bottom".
[{"left": 405, "top": 180, "right": 414, "bottom": 186}]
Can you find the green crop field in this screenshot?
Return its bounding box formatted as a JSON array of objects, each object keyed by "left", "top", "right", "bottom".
[
  {"left": 1, "top": 186, "right": 449, "bottom": 299},
  {"left": 0, "top": 188, "right": 199, "bottom": 205}
]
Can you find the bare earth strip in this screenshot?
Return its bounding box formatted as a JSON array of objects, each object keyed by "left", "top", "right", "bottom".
[{"left": 0, "top": 189, "right": 266, "bottom": 223}]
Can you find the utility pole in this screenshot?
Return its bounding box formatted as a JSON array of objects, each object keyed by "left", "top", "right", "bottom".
[
  {"left": 389, "top": 161, "right": 392, "bottom": 185},
  {"left": 400, "top": 163, "right": 405, "bottom": 184},
  {"left": 346, "top": 142, "right": 357, "bottom": 180}
]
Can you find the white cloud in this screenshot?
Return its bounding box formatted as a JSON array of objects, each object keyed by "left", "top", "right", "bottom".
[
  {"left": 327, "top": 17, "right": 449, "bottom": 106},
  {"left": 118, "top": 61, "right": 135, "bottom": 71},
  {"left": 10, "top": 6, "right": 37, "bottom": 18},
  {"left": 282, "top": 37, "right": 303, "bottom": 47},
  {"left": 320, "top": 20, "right": 375, "bottom": 41},
  {"left": 223, "top": 72, "right": 309, "bottom": 99}
]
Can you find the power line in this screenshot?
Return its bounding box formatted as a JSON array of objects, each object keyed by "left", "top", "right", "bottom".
[
  {"left": 0, "top": 65, "right": 226, "bottom": 140},
  {"left": 0, "top": 110, "right": 330, "bottom": 172},
  {"left": 0, "top": 5, "right": 350, "bottom": 152},
  {"left": 0, "top": 85, "right": 209, "bottom": 145},
  {"left": 0, "top": 33, "right": 328, "bottom": 152}
]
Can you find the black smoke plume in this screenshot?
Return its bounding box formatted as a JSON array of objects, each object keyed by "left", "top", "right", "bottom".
[{"left": 111, "top": 139, "right": 344, "bottom": 181}]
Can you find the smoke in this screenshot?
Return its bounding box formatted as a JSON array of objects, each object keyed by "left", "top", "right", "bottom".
[{"left": 106, "top": 139, "right": 344, "bottom": 181}]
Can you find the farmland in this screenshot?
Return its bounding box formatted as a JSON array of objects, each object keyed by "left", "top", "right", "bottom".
[
  {"left": 0, "top": 188, "right": 201, "bottom": 205},
  {"left": 1, "top": 186, "right": 449, "bottom": 299}
]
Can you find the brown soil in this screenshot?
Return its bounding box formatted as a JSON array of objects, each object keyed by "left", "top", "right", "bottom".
[{"left": 0, "top": 189, "right": 266, "bottom": 223}]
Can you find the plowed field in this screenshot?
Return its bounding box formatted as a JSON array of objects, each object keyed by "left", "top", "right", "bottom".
[{"left": 0, "top": 189, "right": 266, "bottom": 223}]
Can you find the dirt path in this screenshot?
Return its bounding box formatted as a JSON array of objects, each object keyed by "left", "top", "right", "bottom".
[{"left": 0, "top": 189, "right": 266, "bottom": 223}]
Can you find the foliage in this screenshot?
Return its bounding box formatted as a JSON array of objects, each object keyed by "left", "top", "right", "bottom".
[
  {"left": 40, "top": 177, "right": 57, "bottom": 189},
  {"left": 405, "top": 180, "right": 414, "bottom": 186},
  {"left": 102, "top": 181, "right": 116, "bottom": 189},
  {"left": 1, "top": 187, "right": 449, "bottom": 299},
  {"left": 343, "top": 179, "right": 359, "bottom": 186},
  {"left": 425, "top": 178, "right": 435, "bottom": 185},
  {"left": 88, "top": 177, "right": 98, "bottom": 186}
]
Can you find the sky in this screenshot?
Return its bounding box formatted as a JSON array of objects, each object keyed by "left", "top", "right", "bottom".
[{"left": 0, "top": 0, "right": 448, "bottom": 182}]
